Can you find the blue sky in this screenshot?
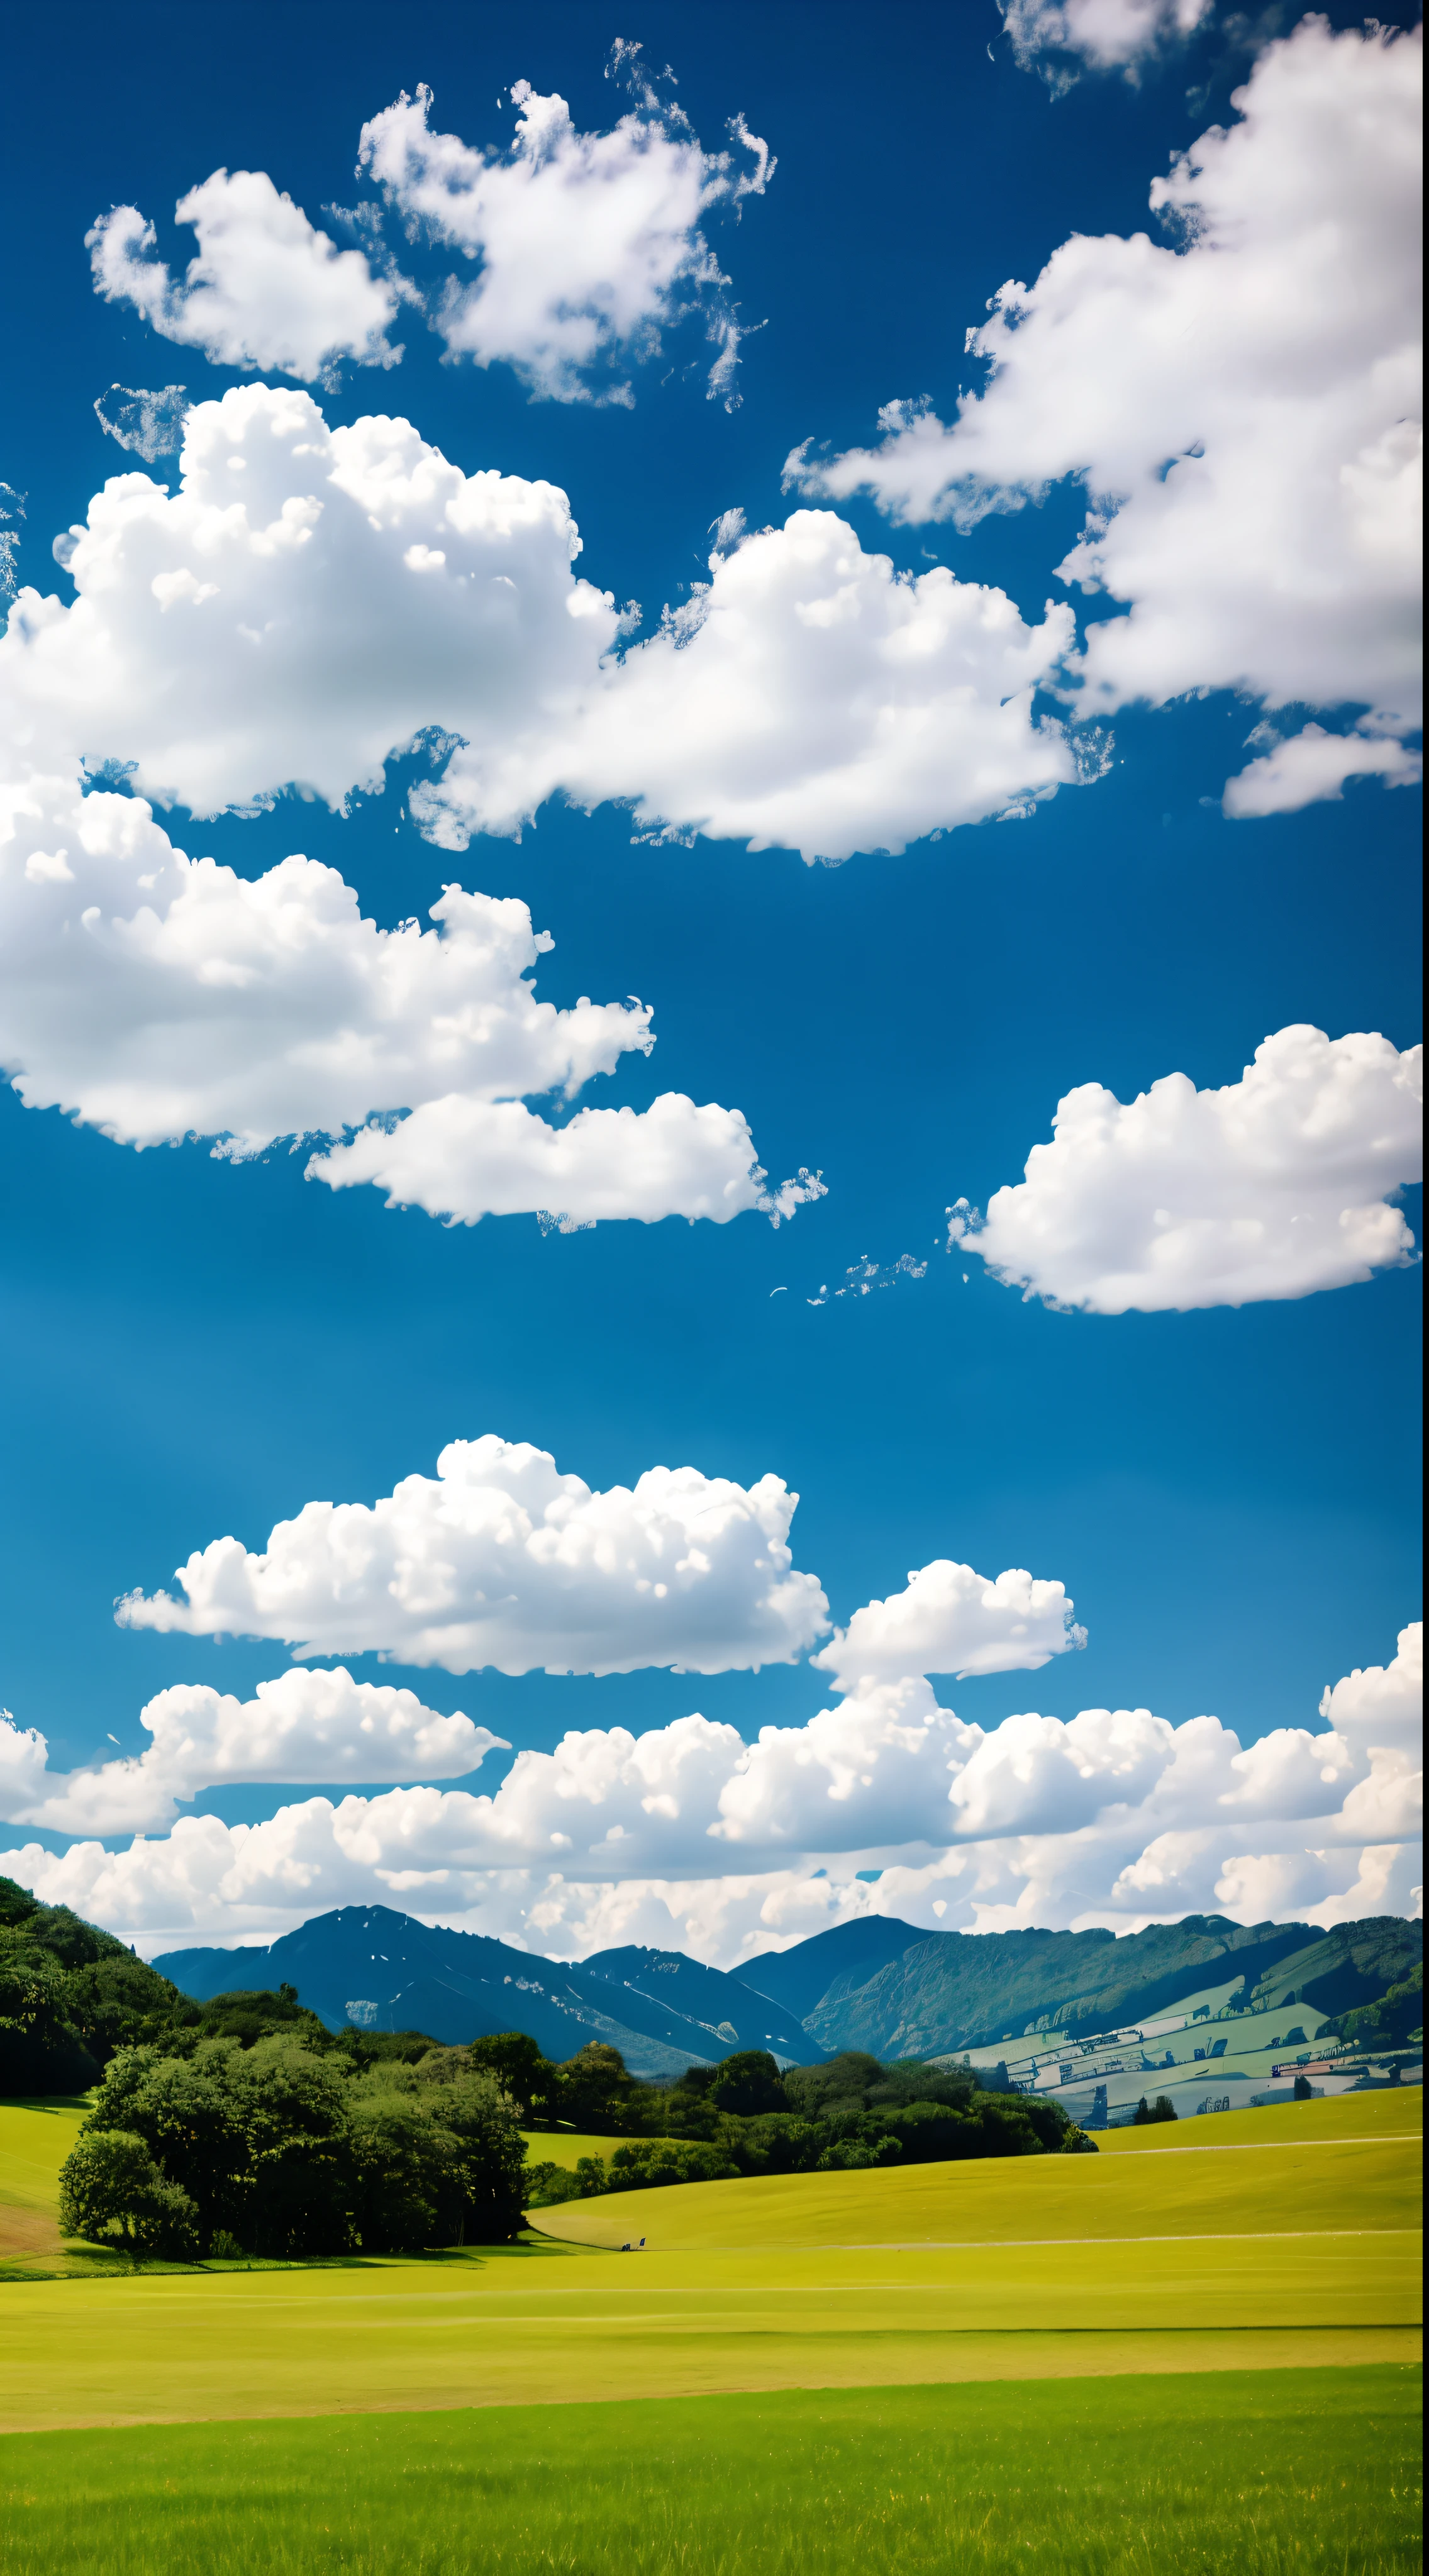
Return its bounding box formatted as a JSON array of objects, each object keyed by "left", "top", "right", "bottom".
[{"left": 0, "top": 1, "right": 1420, "bottom": 1961}]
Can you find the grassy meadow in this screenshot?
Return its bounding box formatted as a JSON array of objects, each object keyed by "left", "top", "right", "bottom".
[
  {"left": 0, "top": 2082, "right": 1420, "bottom": 2572},
  {"left": 1, "top": 2368, "right": 1420, "bottom": 2576}
]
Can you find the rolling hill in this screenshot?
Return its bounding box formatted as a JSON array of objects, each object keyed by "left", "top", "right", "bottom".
[{"left": 784, "top": 1914, "right": 1423, "bottom": 2060}]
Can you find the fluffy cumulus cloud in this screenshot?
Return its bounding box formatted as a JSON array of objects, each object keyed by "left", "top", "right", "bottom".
[
  {"left": 359, "top": 65, "right": 772, "bottom": 405},
  {"left": 3, "top": 388, "right": 1092, "bottom": 866},
  {"left": 1001, "top": 0, "right": 1212, "bottom": 90},
  {"left": 0, "top": 1670, "right": 503, "bottom": 1838},
  {"left": 2, "top": 384, "right": 620, "bottom": 821},
  {"left": 420, "top": 511, "right": 1088, "bottom": 864},
  {"left": 87, "top": 172, "right": 409, "bottom": 384},
  {"left": 116, "top": 1435, "right": 832, "bottom": 1679},
  {"left": 948, "top": 1024, "right": 1422, "bottom": 1313},
  {"left": 811, "top": 1560, "right": 1086, "bottom": 1693},
  {"left": 791, "top": 21, "right": 1423, "bottom": 805},
  {"left": 3, "top": 1624, "right": 1418, "bottom": 1952},
  {"left": 0, "top": 765, "right": 803, "bottom": 1230}
]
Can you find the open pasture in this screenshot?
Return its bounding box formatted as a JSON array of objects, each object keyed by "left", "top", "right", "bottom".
[
  {"left": 1, "top": 2368, "right": 1420, "bottom": 2576},
  {"left": 537, "top": 2086, "right": 1422, "bottom": 2251},
  {"left": 0, "top": 2087, "right": 1417, "bottom": 2434}
]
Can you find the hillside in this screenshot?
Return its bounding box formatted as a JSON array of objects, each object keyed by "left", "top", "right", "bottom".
[
  {"left": 790, "top": 1914, "right": 1423, "bottom": 2059},
  {"left": 155, "top": 1907, "right": 823, "bottom": 2077}
]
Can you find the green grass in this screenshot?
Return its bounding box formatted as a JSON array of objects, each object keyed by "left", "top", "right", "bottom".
[
  {"left": 537, "top": 2085, "right": 1422, "bottom": 2251},
  {"left": 0, "top": 2368, "right": 1419, "bottom": 2575},
  {"left": 0, "top": 2085, "right": 1417, "bottom": 2431}
]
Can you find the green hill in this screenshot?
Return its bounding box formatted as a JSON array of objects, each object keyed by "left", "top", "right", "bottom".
[{"left": 800, "top": 1914, "right": 1422, "bottom": 2058}]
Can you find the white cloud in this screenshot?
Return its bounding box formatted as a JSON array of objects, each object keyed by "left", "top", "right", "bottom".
[
  {"left": 4, "top": 384, "right": 620, "bottom": 823},
  {"left": 948, "top": 1024, "right": 1422, "bottom": 1313},
  {"left": 1001, "top": 0, "right": 1213, "bottom": 90},
  {"left": 94, "top": 386, "right": 191, "bottom": 465},
  {"left": 1320, "top": 1623, "right": 1422, "bottom": 1757},
  {"left": 87, "top": 172, "right": 409, "bottom": 384},
  {"left": 792, "top": 22, "right": 1423, "bottom": 807},
  {"left": 116, "top": 1434, "right": 831, "bottom": 1679},
  {"left": 8, "top": 1621, "right": 1417, "bottom": 1952},
  {"left": 0, "top": 1669, "right": 503, "bottom": 1838},
  {"left": 420, "top": 511, "right": 1087, "bottom": 864},
  {"left": 357, "top": 67, "right": 771, "bottom": 406},
  {"left": 309, "top": 1094, "right": 824, "bottom": 1231},
  {"left": 1221, "top": 722, "right": 1423, "bottom": 819},
  {"left": 4, "top": 389, "right": 1081, "bottom": 868},
  {"left": 0, "top": 765, "right": 799, "bottom": 1230},
  {"left": 812, "top": 1560, "right": 1086, "bottom": 1694}
]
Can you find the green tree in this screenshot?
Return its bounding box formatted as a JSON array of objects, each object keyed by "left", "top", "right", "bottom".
[
  {"left": 0, "top": 1939, "right": 101, "bottom": 2095},
  {"left": 82, "top": 2045, "right": 250, "bottom": 2244},
  {"left": 553, "top": 2043, "right": 637, "bottom": 2132},
  {"left": 454, "top": 2031, "right": 557, "bottom": 2124},
  {"left": 228, "top": 2040, "right": 357, "bottom": 2257},
  {"left": 58, "top": 2129, "right": 199, "bottom": 2259},
  {"left": 705, "top": 2051, "right": 789, "bottom": 2116}
]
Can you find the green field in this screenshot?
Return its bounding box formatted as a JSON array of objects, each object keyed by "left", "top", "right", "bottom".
[
  {"left": 0, "top": 2087, "right": 1418, "bottom": 2434},
  {"left": 0, "top": 2087, "right": 1420, "bottom": 2571},
  {"left": 0, "top": 2369, "right": 1420, "bottom": 2575}
]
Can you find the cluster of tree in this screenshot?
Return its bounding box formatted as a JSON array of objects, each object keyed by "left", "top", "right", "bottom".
[
  {"left": 1132, "top": 2096, "right": 1178, "bottom": 2125},
  {"left": 520, "top": 2043, "right": 1095, "bottom": 2204},
  {"left": 1, "top": 1877, "right": 188, "bottom": 2092},
  {"left": 57, "top": 2033, "right": 526, "bottom": 2260},
  {"left": 1323, "top": 1963, "right": 1423, "bottom": 2053}
]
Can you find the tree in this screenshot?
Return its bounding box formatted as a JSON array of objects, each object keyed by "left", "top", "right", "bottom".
[
  {"left": 456, "top": 2031, "right": 557, "bottom": 2124},
  {"left": 552, "top": 2043, "right": 636, "bottom": 2133},
  {"left": 707, "top": 2051, "right": 787, "bottom": 2117},
  {"left": 1293, "top": 2074, "right": 1314, "bottom": 2100},
  {"left": 82, "top": 2045, "right": 250, "bottom": 2243},
  {"left": 58, "top": 2129, "right": 199, "bottom": 2259}
]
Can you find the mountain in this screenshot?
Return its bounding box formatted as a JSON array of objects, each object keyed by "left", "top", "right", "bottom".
[
  {"left": 154, "top": 1907, "right": 824, "bottom": 2077},
  {"left": 578, "top": 1945, "right": 822, "bottom": 2063},
  {"left": 742, "top": 1918, "right": 928, "bottom": 2022},
  {"left": 786, "top": 1914, "right": 1423, "bottom": 2060},
  {"left": 153, "top": 1904, "right": 1421, "bottom": 2084}
]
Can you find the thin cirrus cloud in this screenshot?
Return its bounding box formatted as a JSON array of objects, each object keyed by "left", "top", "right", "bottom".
[
  {"left": 0, "top": 766, "right": 811, "bottom": 1233},
  {"left": 999, "top": 0, "right": 1213, "bottom": 92},
  {"left": 358, "top": 62, "right": 773, "bottom": 407},
  {"left": 790, "top": 19, "right": 1423, "bottom": 816},
  {"left": 2, "top": 384, "right": 1096, "bottom": 867},
  {"left": 87, "top": 170, "right": 411, "bottom": 386},
  {"left": 0, "top": 1669, "right": 505, "bottom": 1839},
  {"left": 948, "top": 1024, "right": 1423, "bottom": 1314},
  {"left": 114, "top": 1434, "right": 835, "bottom": 1678},
  {"left": 3, "top": 1627, "right": 1417, "bottom": 1955}
]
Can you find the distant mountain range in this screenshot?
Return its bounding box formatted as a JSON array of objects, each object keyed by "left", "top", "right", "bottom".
[
  {"left": 155, "top": 1906, "right": 1421, "bottom": 2074},
  {"left": 154, "top": 1909, "right": 823, "bottom": 2079}
]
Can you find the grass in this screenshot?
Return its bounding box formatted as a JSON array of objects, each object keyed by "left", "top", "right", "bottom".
[
  {"left": 537, "top": 2085, "right": 1423, "bottom": 2250},
  {"left": 0, "top": 2085, "right": 1417, "bottom": 2432},
  {"left": 520, "top": 2128, "right": 665, "bottom": 2170},
  {"left": 0, "top": 2367, "right": 1420, "bottom": 2575}
]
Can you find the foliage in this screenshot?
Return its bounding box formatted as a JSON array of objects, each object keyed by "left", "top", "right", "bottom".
[
  {"left": 57, "top": 2036, "right": 526, "bottom": 2258},
  {"left": 1133, "top": 2096, "right": 1179, "bottom": 2124},
  {"left": 57, "top": 2128, "right": 199, "bottom": 2258},
  {"left": 1326, "top": 1962, "right": 1423, "bottom": 2051}
]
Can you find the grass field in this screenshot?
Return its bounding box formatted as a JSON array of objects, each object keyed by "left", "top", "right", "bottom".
[
  {"left": 0, "top": 2101, "right": 89, "bottom": 2265},
  {"left": 0, "top": 2088, "right": 1418, "bottom": 2433},
  {"left": 0, "top": 2368, "right": 1420, "bottom": 2575}
]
